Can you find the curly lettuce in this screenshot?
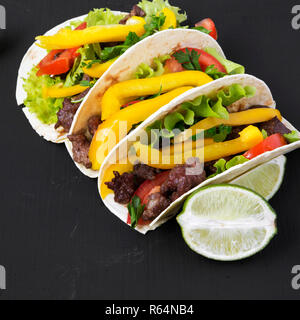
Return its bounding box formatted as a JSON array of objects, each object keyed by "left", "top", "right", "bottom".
[
  {"left": 135, "top": 55, "right": 170, "bottom": 78},
  {"left": 138, "top": 0, "right": 187, "bottom": 24},
  {"left": 23, "top": 68, "right": 63, "bottom": 124},
  {"left": 205, "top": 47, "right": 245, "bottom": 75},
  {"left": 284, "top": 131, "right": 300, "bottom": 143},
  {"left": 146, "top": 84, "right": 256, "bottom": 144},
  {"left": 85, "top": 8, "right": 125, "bottom": 27},
  {"left": 209, "top": 156, "right": 249, "bottom": 178}
]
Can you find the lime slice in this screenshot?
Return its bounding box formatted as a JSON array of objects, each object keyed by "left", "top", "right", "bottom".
[
  {"left": 229, "top": 156, "right": 286, "bottom": 200},
  {"left": 177, "top": 185, "right": 277, "bottom": 261}
]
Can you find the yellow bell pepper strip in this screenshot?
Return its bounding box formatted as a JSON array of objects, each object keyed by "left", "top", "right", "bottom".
[
  {"left": 100, "top": 160, "right": 134, "bottom": 199},
  {"left": 89, "top": 86, "right": 193, "bottom": 171},
  {"left": 162, "top": 138, "right": 214, "bottom": 155},
  {"left": 42, "top": 84, "right": 89, "bottom": 99},
  {"left": 101, "top": 71, "right": 213, "bottom": 120},
  {"left": 36, "top": 17, "right": 146, "bottom": 50},
  {"left": 82, "top": 58, "right": 118, "bottom": 78},
  {"left": 133, "top": 125, "right": 264, "bottom": 169},
  {"left": 160, "top": 8, "right": 177, "bottom": 30},
  {"left": 175, "top": 108, "right": 282, "bottom": 143}
]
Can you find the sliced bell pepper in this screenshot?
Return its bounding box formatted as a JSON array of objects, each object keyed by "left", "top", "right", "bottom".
[
  {"left": 162, "top": 138, "right": 214, "bottom": 155},
  {"left": 42, "top": 84, "right": 89, "bottom": 99},
  {"left": 244, "top": 133, "right": 287, "bottom": 160},
  {"left": 89, "top": 86, "right": 193, "bottom": 171},
  {"left": 175, "top": 108, "right": 282, "bottom": 143},
  {"left": 101, "top": 71, "right": 213, "bottom": 120},
  {"left": 36, "top": 17, "right": 146, "bottom": 50},
  {"left": 133, "top": 125, "right": 264, "bottom": 169},
  {"left": 159, "top": 8, "right": 177, "bottom": 30},
  {"left": 37, "top": 22, "right": 87, "bottom": 76},
  {"left": 82, "top": 58, "right": 118, "bottom": 78}
]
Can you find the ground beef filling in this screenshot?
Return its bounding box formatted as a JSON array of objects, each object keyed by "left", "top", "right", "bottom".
[
  {"left": 105, "top": 164, "right": 157, "bottom": 204},
  {"left": 258, "top": 117, "right": 291, "bottom": 136},
  {"left": 68, "top": 133, "right": 92, "bottom": 169},
  {"left": 119, "top": 5, "right": 146, "bottom": 25},
  {"left": 55, "top": 88, "right": 90, "bottom": 131},
  {"left": 142, "top": 193, "right": 171, "bottom": 221},
  {"left": 88, "top": 115, "right": 102, "bottom": 136},
  {"left": 107, "top": 159, "right": 206, "bottom": 221},
  {"left": 68, "top": 115, "right": 102, "bottom": 169},
  {"left": 105, "top": 172, "right": 142, "bottom": 204},
  {"left": 55, "top": 74, "right": 92, "bottom": 132},
  {"left": 160, "top": 159, "right": 207, "bottom": 202}
]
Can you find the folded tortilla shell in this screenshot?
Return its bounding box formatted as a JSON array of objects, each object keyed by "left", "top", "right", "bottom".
[{"left": 98, "top": 74, "right": 300, "bottom": 234}]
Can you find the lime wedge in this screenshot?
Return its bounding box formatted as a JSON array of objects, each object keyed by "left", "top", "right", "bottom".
[
  {"left": 177, "top": 185, "right": 277, "bottom": 261},
  {"left": 229, "top": 156, "right": 286, "bottom": 200}
]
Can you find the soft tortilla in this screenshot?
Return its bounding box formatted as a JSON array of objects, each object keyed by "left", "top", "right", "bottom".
[
  {"left": 67, "top": 28, "right": 226, "bottom": 177},
  {"left": 16, "top": 11, "right": 126, "bottom": 143},
  {"left": 98, "top": 74, "right": 300, "bottom": 234}
]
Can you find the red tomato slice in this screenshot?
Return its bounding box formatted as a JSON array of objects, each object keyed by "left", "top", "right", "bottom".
[
  {"left": 195, "top": 18, "right": 218, "bottom": 40},
  {"left": 75, "top": 22, "right": 87, "bottom": 30},
  {"left": 165, "top": 56, "right": 185, "bottom": 73},
  {"left": 135, "top": 171, "right": 170, "bottom": 205},
  {"left": 127, "top": 171, "right": 170, "bottom": 226},
  {"left": 37, "top": 22, "right": 87, "bottom": 77},
  {"left": 174, "top": 47, "right": 227, "bottom": 74},
  {"left": 244, "top": 134, "right": 287, "bottom": 160}
]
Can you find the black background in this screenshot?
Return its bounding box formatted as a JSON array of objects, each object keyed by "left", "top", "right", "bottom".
[{"left": 0, "top": 0, "right": 300, "bottom": 300}]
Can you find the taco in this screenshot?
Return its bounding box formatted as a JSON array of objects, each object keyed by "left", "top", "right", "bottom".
[
  {"left": 98, "top": 74, "right": 300, "bottom": 234},
  {"left": 65, "top": 27, "right": 245, "bottom": 178},
  {"left": 16, "top": 1, "right": 190, "bottom": 143}
]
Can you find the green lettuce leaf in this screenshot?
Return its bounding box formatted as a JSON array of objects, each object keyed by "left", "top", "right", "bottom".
[
  {"left": 146, "top": 84, "right": 256, "bottom": 137},
  {"left": 138, "top": 0, "right": 187, "bottom": 24},
  {"left": 284, "top": 131, "right": 300, "bottom": 143},
  {"left": 23, "top": 68, "right": 63, "bottom": 124},
  {"left": 208, "top": 156, "right": 249, "bottom": 178},
  {"left": 217, "top": 84, "right": 256, "bottom": 107},
  {"left": 205, "top": 47, "right": 245, "bottom": 75},
  {"left": 85, "top": 8, "right": 125, "bottom": 27},
  {"left": 135, "top": 55, "right": 170, "bottom": 78},
  {"left": 261, "top": 129, "right": 268, "bottom": 139},
  {"left": 226, "top": 156, "right": 249, "bottom": 169}
]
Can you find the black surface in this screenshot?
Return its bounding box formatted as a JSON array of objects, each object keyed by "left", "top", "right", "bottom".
[{"left": 0, "top": 0, "right": 300, "bottom": 300}]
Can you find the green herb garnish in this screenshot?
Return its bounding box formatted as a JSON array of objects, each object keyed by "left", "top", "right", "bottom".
[
  {"left": 205, "top": 64, "right": 226, "bottom": 80},
  {"left": 128, "top": 196, "right": 145, "bottom": 229},
  {"left": 192, "top": 26, "right": 211, "bottom": 34},
  {"left": 173, "top": 48, "right": 201, "bottom": 71}
]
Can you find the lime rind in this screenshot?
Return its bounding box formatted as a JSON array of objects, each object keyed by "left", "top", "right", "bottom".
[
  {"left": 229, "top": 156, "right": 286, "bottom": 201},
  {"left": 177, "top": 184, "right": 277, "bottom": 261}
]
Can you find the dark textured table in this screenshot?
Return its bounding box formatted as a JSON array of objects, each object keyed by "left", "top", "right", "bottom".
[{"left": 0, "top": 0, "right": 300, "bottom": 300}]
